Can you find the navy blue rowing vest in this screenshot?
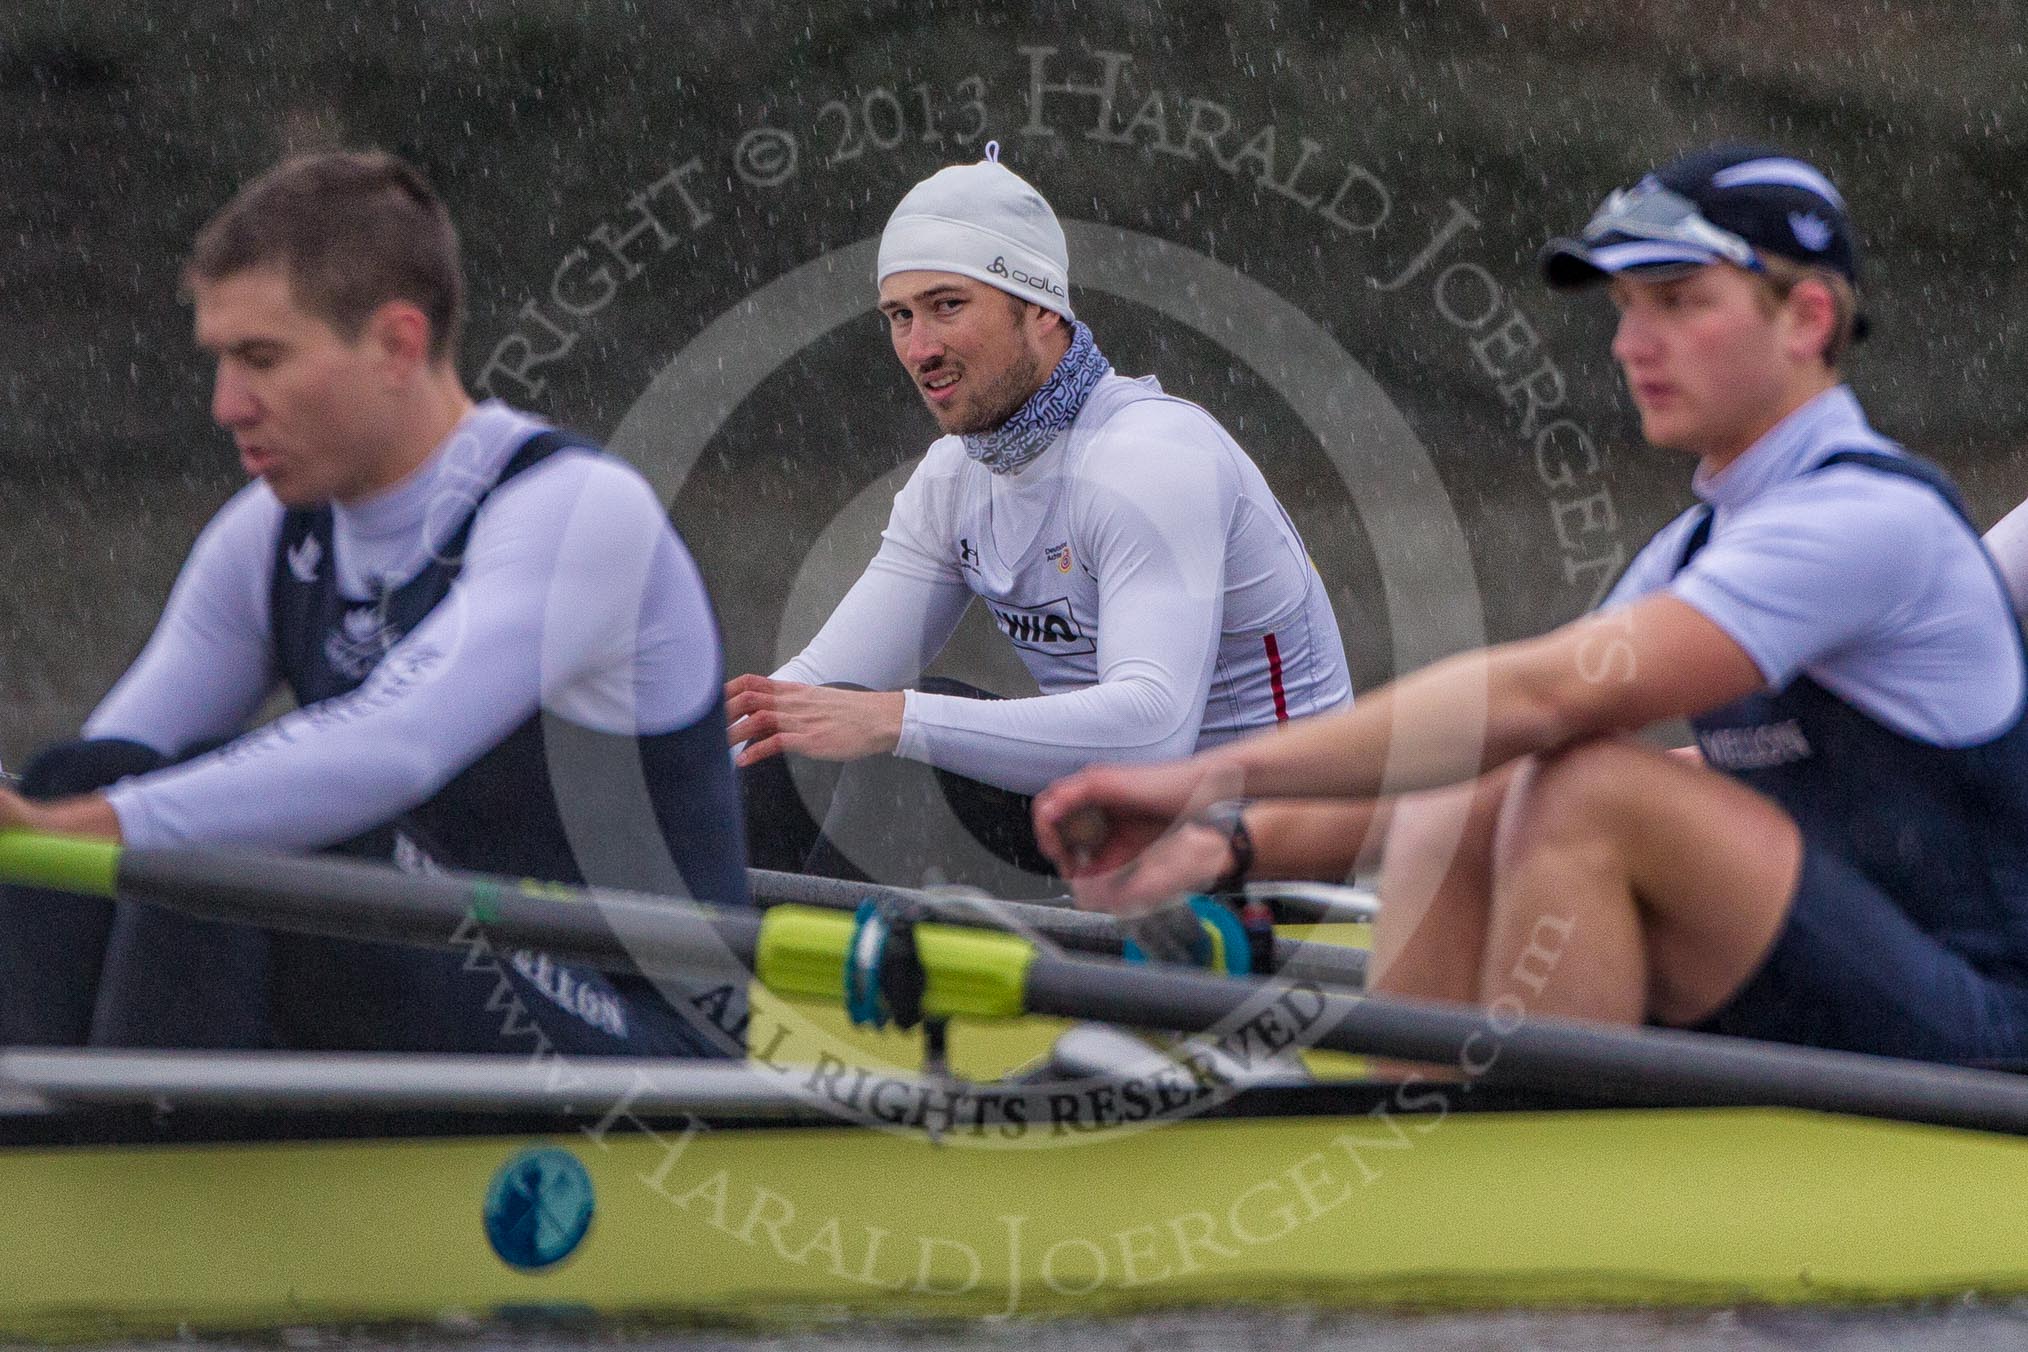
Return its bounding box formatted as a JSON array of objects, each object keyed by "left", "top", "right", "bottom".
[
  {"left": 268, "top": 430, "right": 749, "bottom": 908},
  {"left": 1676, "top": 450, "right": 2028, "bottom": 976}
]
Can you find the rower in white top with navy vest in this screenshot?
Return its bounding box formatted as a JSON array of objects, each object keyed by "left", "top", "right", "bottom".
[
  {"left": 0, "top": 151, "right": 748, "bottom": 1056},
  {"left": 1037, "top": 146, "right": 2028, "bottom": 1064},
  {"left": 728, "top": 145, "right": 1351, "bottom": 894},
  {"left": 1601, "top": 390, "right": 2028, "bottom": 1037}
]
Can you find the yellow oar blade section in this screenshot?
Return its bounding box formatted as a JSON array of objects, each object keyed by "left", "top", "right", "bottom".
[
  {"left": 0, "top": 830, "right": 120, "bottom": 899},
  {"left": 754, "top": 904, "right": 1035, "bottom": 1021}
]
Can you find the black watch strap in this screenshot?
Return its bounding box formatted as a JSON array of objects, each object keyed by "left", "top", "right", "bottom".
[{"left": 1198, "top": 799, "right": 1254, "bottom": 896}]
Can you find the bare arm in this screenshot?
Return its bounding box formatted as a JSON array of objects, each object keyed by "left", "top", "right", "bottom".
[
  {"left": 1034, "top": 594, "right": 1762, "bottom": 885},
  {"left": 1246, "top": 798, "right": 1388, "bottom": 881},
  {"left": 1202, "top": 595, "right": 1760, "bottom": 799}
]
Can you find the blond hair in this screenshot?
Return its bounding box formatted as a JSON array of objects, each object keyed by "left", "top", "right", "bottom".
[{"left": 1753, "top": 254, "right": 1861, "bottom": 369}]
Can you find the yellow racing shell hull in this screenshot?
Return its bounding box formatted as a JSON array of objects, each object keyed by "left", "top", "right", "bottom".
[{"left": 6, "top": 1088, "right": 2028, "bottom": 1342}]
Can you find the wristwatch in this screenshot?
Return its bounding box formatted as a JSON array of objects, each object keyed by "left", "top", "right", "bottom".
[{"left": 1196, "top": 798, "right": 1254, "bottom": 896}]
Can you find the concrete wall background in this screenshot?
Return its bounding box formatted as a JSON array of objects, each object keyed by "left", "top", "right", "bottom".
[{"left": 4, "top": 0, "right": 2025, "bottom": 766}]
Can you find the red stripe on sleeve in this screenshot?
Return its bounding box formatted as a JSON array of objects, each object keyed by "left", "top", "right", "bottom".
[{"left": 1263, "top": 633, "right": 1290, "bottom": 722}]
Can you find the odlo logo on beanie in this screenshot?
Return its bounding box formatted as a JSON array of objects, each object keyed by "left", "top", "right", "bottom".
[{"left": 988, "top": 255, "right": 1066, "bottom": 300}]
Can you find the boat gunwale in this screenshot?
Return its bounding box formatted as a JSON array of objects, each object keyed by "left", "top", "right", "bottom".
[{"left": 12, "top": 1070, "right": 2028, "bottom": 1151}]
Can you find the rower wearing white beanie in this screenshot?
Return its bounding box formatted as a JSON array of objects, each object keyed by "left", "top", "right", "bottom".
[
  {"left": 875, "top": 146, "right": 1073, "bottom": 322},
  {"left": 727, "top": 144, "right": 1354, "bottom": 893}
]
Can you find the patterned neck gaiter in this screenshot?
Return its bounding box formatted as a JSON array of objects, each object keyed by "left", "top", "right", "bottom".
[{"left": 960, "top": 321, "right": 1112, "bottom": 475}]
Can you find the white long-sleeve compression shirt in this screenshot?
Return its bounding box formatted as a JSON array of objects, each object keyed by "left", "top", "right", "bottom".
[
  {"left": 776, "top": 375, "right": 1352, "bottom": 795},
  {"left": 90, "top": 402, "right": 722, "bottom": 849}
]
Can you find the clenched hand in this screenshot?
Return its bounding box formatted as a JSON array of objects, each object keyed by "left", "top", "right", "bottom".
[{"left": 1030, "top": 759, "right": 1243, "bottom": 916}]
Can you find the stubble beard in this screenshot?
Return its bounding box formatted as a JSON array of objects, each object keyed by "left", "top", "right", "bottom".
[{"left": 935, "top": 348, "right": 1046, "bottom": 437}]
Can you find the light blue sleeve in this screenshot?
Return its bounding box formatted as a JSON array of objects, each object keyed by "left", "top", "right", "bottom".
[
  {"left": 1599, "top": 509, "right": 1706, "bottom": 613},
  {"left": 1984, "top": 493, "right": 2028, "bottom": 620},
  {"left": 1664, "top": 471, "right": 1952, "bottom": 689}
]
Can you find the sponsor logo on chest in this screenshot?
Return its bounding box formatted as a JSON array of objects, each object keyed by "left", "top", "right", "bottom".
[{"left": 986, "top": 596, "right": 1095, "bottom": 655}]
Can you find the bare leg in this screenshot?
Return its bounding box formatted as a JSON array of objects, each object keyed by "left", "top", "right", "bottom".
[
  {"left": 1371, "top": 762, "right": 1521, "bottom": 1001},
  {"left": 1480, "top": 737, "right": 1802, "bottom": 1026}
]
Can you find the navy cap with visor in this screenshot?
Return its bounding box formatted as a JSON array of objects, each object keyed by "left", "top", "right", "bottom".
[{"left": 1540, "top": 145, "right": 1864, "bottom": 336}]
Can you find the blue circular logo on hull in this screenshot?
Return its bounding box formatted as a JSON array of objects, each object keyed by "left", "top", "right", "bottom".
[{"left": 484, "top": 1146, "right": 596, "bottom": 1271}]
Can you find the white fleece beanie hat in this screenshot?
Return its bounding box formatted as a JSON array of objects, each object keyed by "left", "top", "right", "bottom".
[{"left": 876, "top": 142, "right": 1073, "bottom": 319}]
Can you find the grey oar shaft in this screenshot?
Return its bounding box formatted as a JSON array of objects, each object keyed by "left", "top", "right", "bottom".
[
  {"left": 1024, "top": 954, "right": 2028, "bottom": 1136},
  {"left": 1269, "top": 936, "right": 1368, "bottom": 986},
  {"left": 123, "top": 847, "right": 760, "bottom": 985}
]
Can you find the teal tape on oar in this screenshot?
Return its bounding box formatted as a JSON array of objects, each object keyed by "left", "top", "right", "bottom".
[
  {"left": 1120, "top": 896, "right": 1251, "bottom": 976},
  {"left": 1193, "top": 895, "right": 1251, "bottom": 977},
  {"left": 843, "top": 894, "right": 931, "bottom": 1029},
  {"left": 0, "top": 830, "right": 121, "bottom": 900},
  {"left": 844, "top": 897, "right": 892, "bottom": 1027}
]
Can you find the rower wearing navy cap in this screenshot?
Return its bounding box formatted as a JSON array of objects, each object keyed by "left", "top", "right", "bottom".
[{"left": 1037, "top": 145, "right": 2028, "bottom": 1063}]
